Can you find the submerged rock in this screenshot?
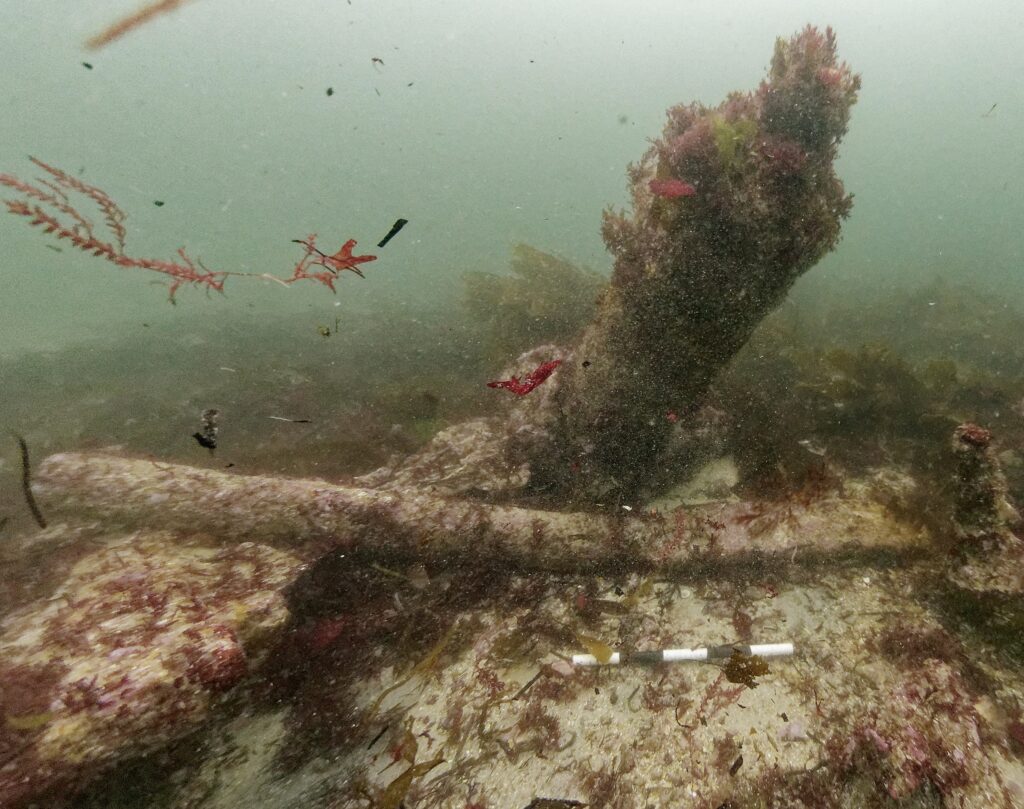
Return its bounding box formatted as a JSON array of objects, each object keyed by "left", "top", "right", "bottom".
[{"left": 0, "top": 531, "right": 303, "bottom": 808}]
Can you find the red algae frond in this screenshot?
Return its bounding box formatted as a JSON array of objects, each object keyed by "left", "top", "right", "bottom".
[{"left": 86, "top": 0, "right": 199, "bottom": 51}]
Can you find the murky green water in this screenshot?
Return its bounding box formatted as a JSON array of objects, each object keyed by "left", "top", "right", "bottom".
[{"left": 2, "top": 3, "right": 1024, "bottom": 808}]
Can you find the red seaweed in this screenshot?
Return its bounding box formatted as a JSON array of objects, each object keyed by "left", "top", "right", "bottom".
[
  {"left": 648, "top": 178, "right": 696, "bottom": 198},
  {"left": 487, "top": 359, "right": 562, "bottom": 396}
]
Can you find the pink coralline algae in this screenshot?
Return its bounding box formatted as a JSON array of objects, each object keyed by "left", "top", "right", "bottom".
[
  {"left": 830, "top": 663, "right": 983, "bottom": 801},
  {"left": 648, "top": 178, "right": 697, "bottom": 199},
  {"left": 0, "top": 531, "right": 303, "bottom": 808}
]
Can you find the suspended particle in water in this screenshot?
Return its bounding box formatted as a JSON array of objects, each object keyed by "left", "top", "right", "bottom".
[{"left": 192, "top": 408, "right": 219, "bottom": 452}]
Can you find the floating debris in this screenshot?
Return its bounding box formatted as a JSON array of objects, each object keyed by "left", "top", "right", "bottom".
[
  {"left": 13, "top": 434, "right": 47, "bottom": 528},
  {"left": 291, "top": 236, "right": 376, "bottom": 281},
  {"left": 376, "top": 217, "right": 408, "bottom": 248},
  {"left": 192, "top": 408, "right": 219, "bottom": 452},
  {"left": 268, "top": 416, "right": 312, "bottom": 424},
  {"left": 86, "top": 0, "right": 200, "bottom": 50}
]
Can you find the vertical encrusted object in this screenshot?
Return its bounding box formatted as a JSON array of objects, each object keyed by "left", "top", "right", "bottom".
[
  {"left": 951, "top": 423, "right": 1016, "bottom": 544},
  {"left": 512, "top": 26, "right": 861, "bottom": 503}
]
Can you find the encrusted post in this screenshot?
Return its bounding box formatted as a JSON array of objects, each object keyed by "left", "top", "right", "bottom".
[
  {"left": 946, "top": 423, "right": 1024, "bottom": 594},
  {"left": 510, "top": 27, "right": 860, "bottom": 502},
  {"left": 951, "top": 423, "right": 1016, "bottom": 544}
]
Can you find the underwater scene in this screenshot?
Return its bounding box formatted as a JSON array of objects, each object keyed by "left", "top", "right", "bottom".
[{"left": 2, "top": 1, "right": 1024, "bottom": 807}]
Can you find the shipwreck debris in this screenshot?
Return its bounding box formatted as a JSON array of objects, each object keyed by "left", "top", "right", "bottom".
[
  {"left": 509, "top": 26, "right": 861, "bottom": 502},
  {"left": 34, "top": 452, "right": 929, "bottom": 574},
  {"left": 951, "top": 422, "right": 1018, "bottom": 543}
]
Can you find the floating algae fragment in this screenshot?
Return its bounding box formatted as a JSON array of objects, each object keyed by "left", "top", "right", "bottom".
[
  {"left": 577, "top": 635, "right": 614, "bottom": 664},
  {"left": 6, "top": 712, "right": 58, "bottom": 731},
  {"left": 377, "top": 755, "right": 444, "bottom": 809},
  {"left": 722, "top": 651, "right": 770, "bottom": 688}
]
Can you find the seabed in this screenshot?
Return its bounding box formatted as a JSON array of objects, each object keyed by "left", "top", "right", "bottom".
[{"left": 4, "top": 457, "right": 1021, "bottom": 809}]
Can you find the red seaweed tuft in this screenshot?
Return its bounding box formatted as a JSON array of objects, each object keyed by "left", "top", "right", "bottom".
[
  {"left": 487, "top": 359, "right": 562, "bottom": 396},
  {"left": 648, "top": 178, "right": 696, "bottom": 199}
]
